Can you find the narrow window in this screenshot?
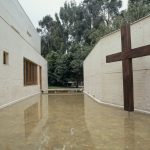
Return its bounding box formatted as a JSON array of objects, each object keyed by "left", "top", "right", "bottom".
[
  {"left": 24, "top": 58, "right": 38, "bottom": 86},
  {"left": 3, "top": 51, "right": 9, "bottom": 65}
]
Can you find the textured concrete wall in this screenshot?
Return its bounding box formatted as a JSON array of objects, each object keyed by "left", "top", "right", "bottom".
[
  {"left": 84, "top": 15, "right": 150, "bottom": 112},
  {"left": 0, "top": 0, "right": 41, "bottom": 54},
  {"left": 0, "top": 0, "right": 48, "bottom": 107}
]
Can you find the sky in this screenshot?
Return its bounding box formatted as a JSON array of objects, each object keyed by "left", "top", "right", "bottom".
[{"left": 18, "top": 0, "right": 129, "bottom": 28}]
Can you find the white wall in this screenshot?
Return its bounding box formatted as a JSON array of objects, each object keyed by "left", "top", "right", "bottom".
[
  {"left": 0, "top": 0, "right": 48, "bottom": 107},
  {"left": 84, "top": 15, "right": 150, "bottom": 112},
  {"left": 0, "top": 0, "right": 41, "bottom": 54}
]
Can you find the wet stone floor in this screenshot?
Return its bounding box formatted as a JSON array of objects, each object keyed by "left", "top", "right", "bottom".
[{"left": 0, "top": 94, "right": 150, "bottom": 150}]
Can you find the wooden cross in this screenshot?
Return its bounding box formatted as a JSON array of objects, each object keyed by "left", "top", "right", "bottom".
[{"left": 106, "top": 24, "right": 150, "bottom": 112}]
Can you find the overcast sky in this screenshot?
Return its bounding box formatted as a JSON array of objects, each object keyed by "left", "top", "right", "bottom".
[{"left": 18, "top": 0, "right": 128, "bottom": 28}]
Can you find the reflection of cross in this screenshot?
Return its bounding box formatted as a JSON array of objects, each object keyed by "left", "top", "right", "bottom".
[{"left": 106, "top": 24, "right": 150, "bottom": 112}]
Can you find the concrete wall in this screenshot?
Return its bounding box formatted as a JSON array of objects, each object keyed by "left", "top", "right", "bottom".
[
  {"left": 84, "top": 15, "right": 150, "bottom": 112},
  {"left": 0, "top": 0, "right": 48, "bottom": 108},
  {"left": 0, "top": 0, "right": 41, "bottom": 54}
]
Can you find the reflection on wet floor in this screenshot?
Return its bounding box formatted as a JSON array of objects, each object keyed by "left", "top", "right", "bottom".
[
  {"left": 24, "top": 103, "right": 40, "bottom": 138},
  {"left": 0, "top": 94, "right": 150, "bottom": 150}
]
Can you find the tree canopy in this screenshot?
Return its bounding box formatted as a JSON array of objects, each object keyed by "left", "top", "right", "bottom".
[{"left": 37, "top": 0, "right": 150, "bottom": 87}]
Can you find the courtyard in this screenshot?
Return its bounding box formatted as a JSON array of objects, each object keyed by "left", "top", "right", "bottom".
[
  {"left": 0, "top": 93, "right": 150, "bottom": 150},
  {"left": 0, "top": 0, "right": 150, "bottom": 149}
]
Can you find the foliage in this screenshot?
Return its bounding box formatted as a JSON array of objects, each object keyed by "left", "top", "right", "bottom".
[
  {"left": 37, "top": 0, "right": 150, "bottom": 87},
  {"left": 127, "top": 0, "right": 150, "bottom": 23}
]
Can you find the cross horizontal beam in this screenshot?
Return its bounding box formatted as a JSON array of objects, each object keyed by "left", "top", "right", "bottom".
[{"left": 106, "top": 45, "right": 150, "bottom": 63}]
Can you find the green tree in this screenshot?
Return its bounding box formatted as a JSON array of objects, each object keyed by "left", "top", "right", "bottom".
[
  {"left": 46, "top": 51, "right": 59, "bottom": 85},
  {"left": 37, "top": 0, "right": 150, "bottom": 87},
  {"left": 127, "top": 0, "right": 150, "bottom": 23}
]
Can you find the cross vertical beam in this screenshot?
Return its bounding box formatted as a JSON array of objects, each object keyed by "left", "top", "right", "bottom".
[
  {"left": 106, "top": 24, "right": 150, "bottom": 112},
  {"left": 121, "top": 25, "right": 134, "bottom": 111}
]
